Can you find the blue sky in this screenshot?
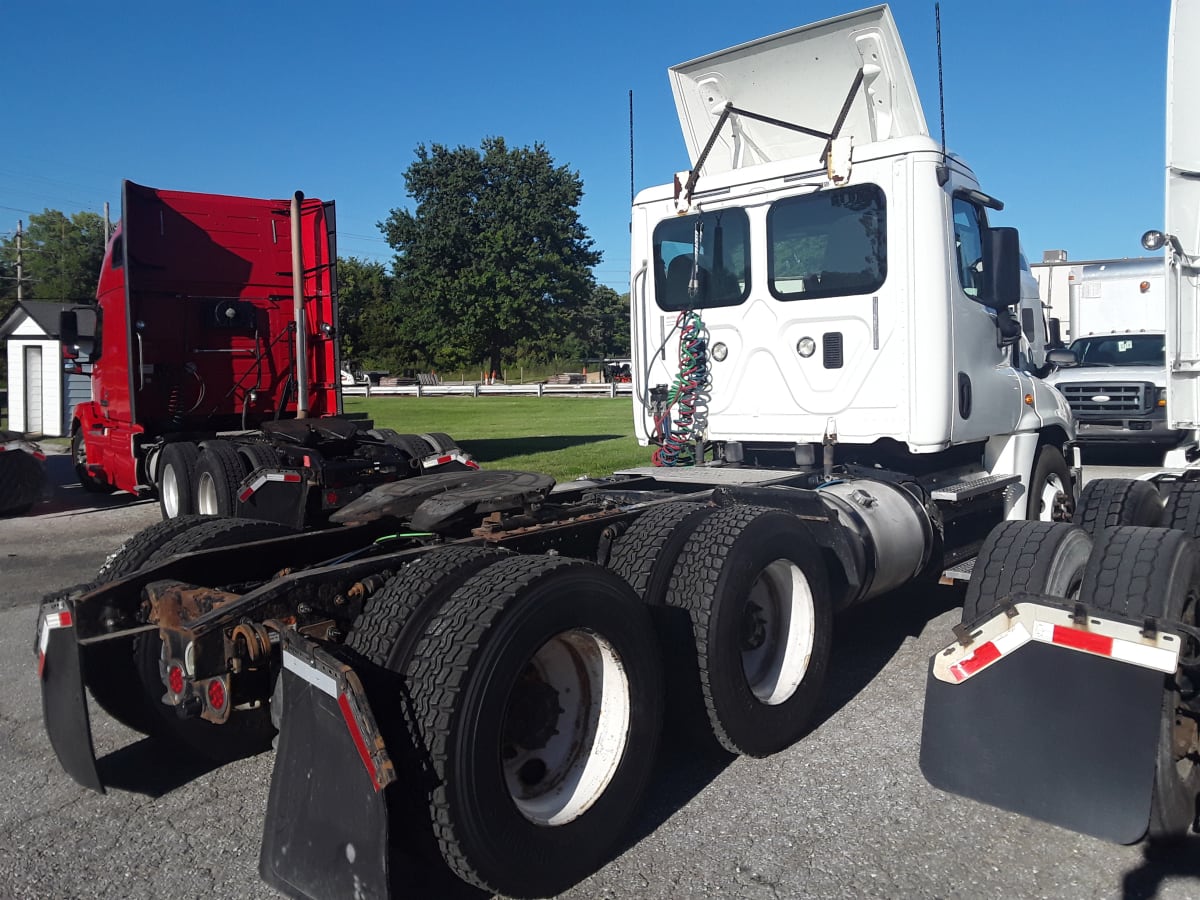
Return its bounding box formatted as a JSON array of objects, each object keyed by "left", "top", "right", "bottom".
[{"left": 2, "top": 1, "right": 1172, "bottom": 294}]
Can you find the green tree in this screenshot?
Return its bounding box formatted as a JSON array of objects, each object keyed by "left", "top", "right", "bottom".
[
  {"left": 0, "top": 210, "right": 107, "bottom": 302},
  {"left": 337, "top": 256, "right": 396, "bottom": 368},
  {"left": 382, "top": 137, "right": 601, "bottom": 375}
]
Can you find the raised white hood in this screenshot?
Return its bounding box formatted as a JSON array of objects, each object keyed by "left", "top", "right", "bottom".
[{"left": 669, "top": 4, "right": 928, "bottom": 176}]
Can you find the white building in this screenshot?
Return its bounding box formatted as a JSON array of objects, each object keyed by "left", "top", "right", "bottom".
[{"left": 1, "top": 301, "right": 93, "bottom": 437}]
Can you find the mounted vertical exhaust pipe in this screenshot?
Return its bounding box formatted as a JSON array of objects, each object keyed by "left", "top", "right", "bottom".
[{"left": 291, "top": 191, "right": 309, "bottom": 419}]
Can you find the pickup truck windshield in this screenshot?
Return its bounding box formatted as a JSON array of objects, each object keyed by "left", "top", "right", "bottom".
[{"left": 1068, "top": 333, "right": 1165, "bottom": 366}]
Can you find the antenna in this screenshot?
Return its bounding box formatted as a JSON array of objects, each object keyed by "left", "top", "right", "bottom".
[
  {"left": 935, "top": 3, "right": 950, "bottom": 185},
  {"left": 629, "top": 89, "right": 635, "bottom": 207}
]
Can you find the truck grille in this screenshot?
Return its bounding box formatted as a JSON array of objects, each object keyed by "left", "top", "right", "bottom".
[{"left": 1058, "top": 382, "right": 1151, "bottom": 416}]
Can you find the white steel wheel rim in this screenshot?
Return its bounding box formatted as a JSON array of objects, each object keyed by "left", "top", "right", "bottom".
[
  {"left": 196, "top": 471, "right": 219, "bottom": 515},
  {"left": 162, "top": 465, "right": 183, "bottom": 518},
  {"left": 1035, "top": 473, "right": 1066, "bottom": 521},
  {"left": 740, "top": 559, "right": 816, "bottom": 706},
  {"left": 501, "top": 628, "right": 631, "bottom": 827}
]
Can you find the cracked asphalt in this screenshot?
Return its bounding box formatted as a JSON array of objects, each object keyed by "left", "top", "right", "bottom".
[{"left": 3, "top": 453, "right": 1200, "bottom": 899}]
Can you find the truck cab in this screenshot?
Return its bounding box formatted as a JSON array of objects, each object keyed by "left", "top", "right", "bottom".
[{"left": 630, "top": 5, "right": 1071, "bottom": 512}]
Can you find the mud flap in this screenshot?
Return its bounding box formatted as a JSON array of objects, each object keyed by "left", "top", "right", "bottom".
[
  {"left": 37, "top": 601, "right": 103, "bottom": 793},
  {"left": 920, "top": 638, "right": 1165, "bottom": 844},
  {"left": 260, "top": 633, "right": 397, "bottom": 900},
  {"left": 235, "top": 468, "right": 310, "bottom": 529}
]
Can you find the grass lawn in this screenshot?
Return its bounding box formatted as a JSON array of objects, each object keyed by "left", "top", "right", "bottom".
[{"left": 344, "top": 396, "right": 654, "bottom": 481}]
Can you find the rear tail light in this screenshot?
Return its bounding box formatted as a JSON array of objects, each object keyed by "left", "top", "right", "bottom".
[
  {"left": 167, "top": 664, "right": 185, "bottom": 696},
  {"left": 207, "top": 678, "right": 227, "bottom": 712}
]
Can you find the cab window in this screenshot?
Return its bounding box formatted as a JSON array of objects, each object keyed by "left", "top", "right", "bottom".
[
  {"left": 652, "top": 209, "right": 750, "bottom": 311},
  {"left": 767, "top": 184, "right": 886, "bottom": 300},
  {"left": 952, "top": 198, "right": 987, "bottom": 299}
]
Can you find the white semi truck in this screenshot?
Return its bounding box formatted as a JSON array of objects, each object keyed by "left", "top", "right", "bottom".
[
  {"left": 921, "top": 0, "right": 1200, "bottom": 846},
  {"left": 36, "top": 6, "right": 1089, "bottom": 898}
]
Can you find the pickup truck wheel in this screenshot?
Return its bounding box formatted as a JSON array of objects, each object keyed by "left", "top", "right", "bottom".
[
  {"left": 665, "top": 505, "right": 833, "bottom": 757},
  {"left": 1072, "top": 478, "right": 1164, "bottom": 535},
  {"left": 607, "top": 501, "right": 715, "bottom": 604},
  {"left": 72, "top": 428, "right": 116, "bottom": 494},
  {"left": 1080, "top": 526, "right": 1200, "bottom": 840},
  {"left": 1027, "top": 445, "right": 1073, "bottom": 521},
  {"left": 158, "top": 442, "right": 200, "bottom": 518},
  {"left": 961, "top": 521, "right": 1093, "bottom": 624},
  {"left": 195, "top": 440, "right": 250, "bottom": 516},
  {"left": 1164, "top": 482, "right": 1200, "bottom": 538},
  {"left": 405, "top": 556, "right": 662, "bottom": 896},
  {"left": 346, "top": 545, "right": 511, "bottom": 668}
]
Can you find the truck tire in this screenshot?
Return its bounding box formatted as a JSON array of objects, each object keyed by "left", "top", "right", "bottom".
[
  {"left": 1078, "top": 526, "right": 1200, "bottom": 840},
  {"left": 194, "top": 440, "right": 250, "bottom": 516},
  {"left": 1072, "top": 478, "right": 1163, "bottom": 535},
  {"left": 404, "top": 555, "right": 663, "bottom": 897},
  {"left": 1026, "top": 445, "right": 1073, "bottom": 521},
  {"left": 665, "top": 505, "right": 833, "bottom": 758},
  {"left": 72, "top": 428, "right": 116, "bottom": 494},
  {"left": 607, "top": 501, "right": 716, "bottom": 604},
  {"left": 237, "top": 441, "right": 279, "bottom": 474},
  {"left": 346, "top": 545, "right": 511, "bottom": 668},
  {"left": 419, "top": 432, "right": 459, "bottom": 454},
  {"left": 158, "top": 442, "right": 200, "bottom": 518},
  {"left": 1164, "top": 482, "right": 1200, "bottom": 538},
  {"left": 961, "top": 521, "right": 1093, "bottom": 624},
  {"left": 86, "top": 515, "right": 221, "bottom": 733}
]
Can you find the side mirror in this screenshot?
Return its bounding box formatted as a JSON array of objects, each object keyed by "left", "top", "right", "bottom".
[
  {"left": 1048, "top": 317, "right": 1063, "bottom": 348},
  {"left": 980, "top": 227, "right": 1022, "bottom": 310},
  {"left": 1047, "top": 348, "right": 1078, "bottom": 368},
  {"left": 59, "top": 309, "right": 95, "bottom": 362}
]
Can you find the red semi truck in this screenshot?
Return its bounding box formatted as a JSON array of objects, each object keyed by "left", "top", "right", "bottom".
[{"left": 64, "top": 181, "right": 471, "bottom": 526}]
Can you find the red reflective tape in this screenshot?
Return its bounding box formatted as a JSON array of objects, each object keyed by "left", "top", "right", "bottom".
[
  {"left": 58, "top": 611, "right": 72, "bottom": 628},
  {"left": 437, "top": 454, "right": 452, "bottom": 465},
  {"left": 1051, "top": 625, "right": 1113, "bottom": 657},
  {"left": 338, "top": 693, "right": 381, "bottom": 791},
  {"left": 37, "top": 651, "right": 46, "bottom": 680},
  {"left": 238, "top": 486, "right": 255, "bottom": 502},
  {"left": 950, "top": 640, "right": 1001, "bottom": 682},
  {"left": 283, "top": 472, "right": 302, "bottom": 483}
]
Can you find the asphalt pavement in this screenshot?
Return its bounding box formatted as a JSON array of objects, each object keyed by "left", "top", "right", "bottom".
[{"left": 3, "top": 454, "right": 1200, "bottom": 899}]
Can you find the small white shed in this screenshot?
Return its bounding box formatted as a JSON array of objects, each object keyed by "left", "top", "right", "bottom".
[{"left": 1, "top": 301, "right": 94, "bottom": 437}]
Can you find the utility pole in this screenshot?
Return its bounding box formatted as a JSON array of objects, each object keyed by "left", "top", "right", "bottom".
[
  {"left": 104, "top": 202, "right": 111, "bottom": 245},
  {"left": 16, "top": 220, "right": 23, "bottom": 301}
]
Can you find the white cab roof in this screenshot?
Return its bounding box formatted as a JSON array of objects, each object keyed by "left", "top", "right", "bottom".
[{"left": 669, "top": 4, "right": 927, "bottom": 175}]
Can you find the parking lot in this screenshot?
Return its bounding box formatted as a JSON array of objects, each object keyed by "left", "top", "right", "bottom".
[{"left": 3, "top": 454, "right": 1200, "bottom": 899}]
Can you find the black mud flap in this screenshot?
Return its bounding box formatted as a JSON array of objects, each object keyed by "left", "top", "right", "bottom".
[
  {"left": 920, "top": 638, "right": 1165, "bottom": 844},
  {"left": 260, "top": 633, "right": 396, "bottom": 900},
  {"left": 37, "top": 600, "right": 103, "bottom": 793},
  {"left": 235, "top": 467, "right": 310, "bottom": 529}
]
